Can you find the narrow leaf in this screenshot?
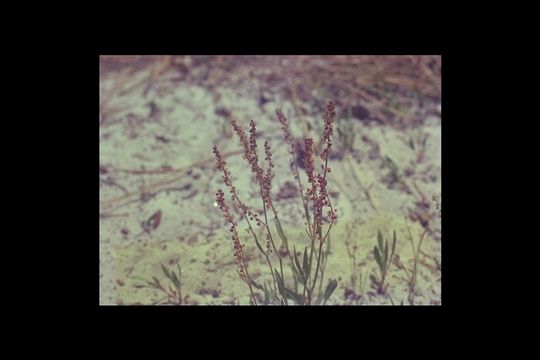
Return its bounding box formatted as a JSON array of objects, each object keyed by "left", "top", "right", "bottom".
[
  {"left": 374, "top": 246, "right": 383, "bottom": 271},
  {"left": 384, "top": 239, "right": 389, "bottom": 267},
  {"left": 293, "top": 246, "right": 305, "bottom": 283},
  {"left": 274, "top": 218, "right": 288, "bottom": 249},
  {"left": 263, "top": 283, "right": 270, "bottom": 304},
  {"left": 303, "top": 203, "right": 311, "bottom": 234},
  {"left": 323, "top": 279, "right": 338, "bottom": 304},
  {"left": 274, "top": 269, "right": 286, "bottom": 298},
  {"left": 377, "top": 230, "right": 384, "bottom": 252},
  {"left": 252, "top": 232, "right": 266, "bottom": 255},
  {"left": 284, "top": 287, "right": 303, "bottom": 304},
  {"left": 302, "top": 247, "right": 309, "bottom": 279},
  {"left": 289, "top": 263, "right": 301, "bottom": 290},
  {"left": 176, "top": 261, "right": 182, "bottom": 280},
  {"left": 392, "top": 230, "right": 397, "bottom": 258},
  {"left": 305, "top": 227, "right": 313, "bottom": 241},
  {"left": 161, "top": 264, "right": 171, "bottom": 280},
  {"left": 171, "top": 271, "right": 181, "bottom": 289},
  {"left": 250, "top": 279, "right": 264, "bottom": 291}
]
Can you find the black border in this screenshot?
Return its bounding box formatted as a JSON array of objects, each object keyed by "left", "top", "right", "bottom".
[{"left": 78, "top": 49, "right": 454, "bottom": 328}]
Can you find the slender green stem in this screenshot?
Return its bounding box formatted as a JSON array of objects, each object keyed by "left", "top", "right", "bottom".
[
  {"left": 242, "top": 212, "right": 277, "bottom": 294},
  {"left": 242, "top": 261, "right": 258, "bottom": 305},
  {"left": 259, "top": 184, "right": 285, "bottom": 303}
]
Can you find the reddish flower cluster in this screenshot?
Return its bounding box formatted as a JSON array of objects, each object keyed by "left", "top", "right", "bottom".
[
  {"left": 321, "top": 100, "right": 336, "bottom": 162},
  {"left": 261, "top": 140, "right": 274, "bottom": 208},
  {"left": 304, "top": 138, "right": 315, "bottom": 189},
  {"left": 276, "top": 109, "right": 294, "bottom": 155},
  {"left": 213, "top": 144, "right": 263, "bottom": 226},
  {"left": 216, "top": 189, "right": 247, "bottom": 280},
  {"left": 327, "top": 209, "right": 338, "bottom": 221},
  {"left": 230, "top": 119, "right": 275, "bottom": 210},
  {"left": 249, "top": 120, "right": 264, "bottom": 182},
  {"left": 213, "top": 145, "right": 233, "bottom": 189},
  {"left": 303, "top": 101, "right": 338, "bottom": 235},
  {"left": 265, "top": 231, "right": 272, "bottom": 253},
  {"left": 304, "top": 138, "right": 322, "bottom": 230},
  {"left": 231, "top": 119, "right": 264, "bottom": 185}
]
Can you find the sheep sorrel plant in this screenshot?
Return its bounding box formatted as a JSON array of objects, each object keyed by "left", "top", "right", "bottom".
[{"left": 213, "top": 101, "right": 339, "bottom": 305}]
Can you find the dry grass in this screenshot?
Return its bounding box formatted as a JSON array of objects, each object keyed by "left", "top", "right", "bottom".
[{"left": 100, "top": 55, "right": 441, "bottom": 128}]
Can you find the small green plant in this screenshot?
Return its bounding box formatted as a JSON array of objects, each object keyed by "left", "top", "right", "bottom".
[
  {"left": 344, "top": 221, "right": 368, "bottom": 303},
  {"left": 133, "top": 260, "right": 186, "bottom": 305},
  {"left": 370, "top": 230, "right": 397, "bottom": 294},
  {"left": 403, "top": 220, "right": 428, "bottom": 305}
]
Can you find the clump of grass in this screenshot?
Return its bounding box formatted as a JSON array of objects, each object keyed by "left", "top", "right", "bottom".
[
  {"left": 344, "top": 221, "right": 368, "bottom": 303},
  {"left": 403, "top": 219, "right": 428, "bottom": 305},
  {"left": 213, "top": 101, "right": 339, "bottom": 305},
  {"left": 133, "top": 260, "right": 186, "bottom": 305},
  {"left": 370, "top": 230, "right": 397, "bottom": 294}
]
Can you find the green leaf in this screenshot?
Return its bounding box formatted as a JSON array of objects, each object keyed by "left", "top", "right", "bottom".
[
  {"left": 374, "top": 246, "right": 383, "bottom": 271},
  {"left": 161, "top": 264, "right": 171, "bottom": 280},
  {"left": 293, "top": 246, "right": 305, "bottom": 283},
  {"left": 392, "top": 230, "right": 397, "bottom": 258},
  {"left": 131, "top": 275, "right": 150, "bottom": 283},
  {"left": 284, "top": 287, "right": 303, "bottom": 304},
  {"left": 302, "top": 247, "right": 309, "bottom": 279},
  {"left": 250, "top": 279, "right": 264, "bottom": 291},
  {"left": 252, "top": 231, "right": 266, "bottom": 255},
  {"left": 152, "top": 276, "right": 161, "bottom": 287},
  {"left": 274, "top": 218, "right": 288, "bottom": 249},
  {"left": 274, "top": 269, "right": 283, "bottom": 290},
  {"left": 384, "top": 239, "right": 389, "bottom": 267},
  {"left": 289, "top": 263, "right": 300, "bottom": 291},
  {"left": 305, "top": 227, "right": 313, "bottom": 241},
  {"left": 263, "top": 283, "right": 270, "bottom": 304},
  {"left": 323, "top": 279, "right": 338, "bottom": 304},
  {"left": 274, "top": 269, "right": 286, "bottom": 298},
  {"left": 171, "top": 271, "right": 181, "bottom": 290},
  {"left": 303, "top": 203, "right": 311, "bottom": 231},
  {"left": 377, "top": 230, "right": 384, "bottom": 252}
]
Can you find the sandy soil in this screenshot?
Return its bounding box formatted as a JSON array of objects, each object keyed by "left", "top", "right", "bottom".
[{"left": 99, "top": 56, "right": 441, "bottom": 305}]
